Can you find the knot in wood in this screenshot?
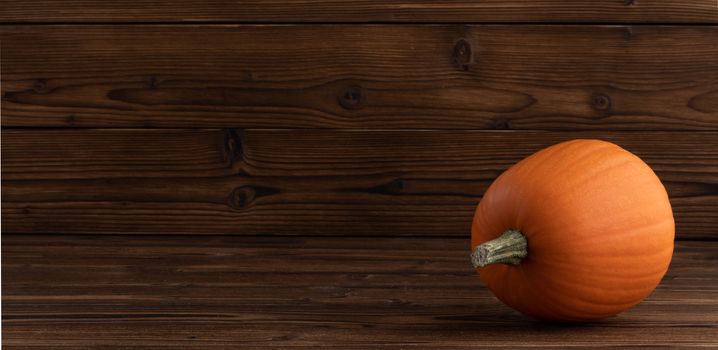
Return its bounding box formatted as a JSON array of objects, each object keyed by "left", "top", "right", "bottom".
[
  {"left": 228, "top": 186, "right": 255, "bottom": 209},
  {"left": 489, "top": 118, "right": 510, "bottom": 130},
  {"left": 339, "top": 85, "right": 363, "bottom": 110},
  {"left": 222, "top": 129, "right": 243, "bottom": 164},
  {"left": 452, "top": 39, "right": 473, "bottom": 70},
  {"left": 33, "top": 79, "right": 48, "bottom": 93},
  {"left": 591, "top": 93, "right": 611, "bottom": 111}
]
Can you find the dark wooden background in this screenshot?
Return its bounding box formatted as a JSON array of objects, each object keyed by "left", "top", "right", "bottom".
[{"left": 2, "top": 1, "right": 717, "bottom": 348}]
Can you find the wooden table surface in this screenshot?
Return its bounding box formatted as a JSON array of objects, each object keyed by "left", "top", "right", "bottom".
[{"left": 3, "top": 235, "right": 717, "bottom": 348}]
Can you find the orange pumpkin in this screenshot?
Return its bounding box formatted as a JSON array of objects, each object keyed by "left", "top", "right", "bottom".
[{"left": 470, "top": 139, "right": 674, "bottom": 321}]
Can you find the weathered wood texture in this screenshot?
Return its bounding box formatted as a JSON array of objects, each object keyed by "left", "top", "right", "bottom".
[
  {"left": 0, "top": 0, "right": 716, "bottom": 23},
  {"left": 2, "top": 25, "right": 717, "bottom": 129},
  {"left": 3, "top": 129, "right": 716, "bottom": 239},
  {"left": 3, "top": 235, "right": 717, "bottom": 348}
]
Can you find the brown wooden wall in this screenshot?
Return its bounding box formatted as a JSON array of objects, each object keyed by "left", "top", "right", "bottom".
[
  {"left": 2, "top": 1, "right": 717, "bottom": 23},
  {"left": 3, "top": 2, "right": 718, "bottom": 349},
  {"left": 2, "top": 4, "right": 717, "bottom": 240}
]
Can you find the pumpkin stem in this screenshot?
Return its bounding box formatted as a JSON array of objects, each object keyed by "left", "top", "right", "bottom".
[{"left": 470, "top": 229, "right": 528, "bottom": 268}]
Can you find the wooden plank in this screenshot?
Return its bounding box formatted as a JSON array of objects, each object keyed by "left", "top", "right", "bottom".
[
  {"left": 0, "top": 1, "right": 716, "bottom": 23},
  {"left": 2, "top": 129, "right": 716, "bottom": 239},
  {"left": 2, "top": 129, "right": 236, "bottom": 179},
  {"left": 2, "top": 25, "right": 717, "bottom": 129},
  {"left": 3, "top": 235, "right": 717, "bottom": 348}
]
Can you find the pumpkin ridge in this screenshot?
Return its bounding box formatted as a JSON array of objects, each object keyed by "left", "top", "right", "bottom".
[
  {"left": 530, "top": 272, "right": 658, "bottom": 310},
  {"left": 510, "top": 262, "right": 639, "bottom": 320},
  {"left": 536, "top": 217, "right": 674, "bottom": 263}
]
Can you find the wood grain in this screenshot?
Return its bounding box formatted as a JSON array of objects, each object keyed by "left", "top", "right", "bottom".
[
  {"left": 3, "top": 235, "right": 717, "bottom": 348},
  {"left": 3, "top": 129, "right": 716, "bottom": 239},
  {"left": 2, "top": 25, "right": 717, "bottom": 129},
  {"left": 0, "top": 0, "right": 716, "bottom": 23}
]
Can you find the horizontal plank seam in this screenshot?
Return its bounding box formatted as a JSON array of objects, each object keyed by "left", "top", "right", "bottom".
[
  {"left": 4, "top": 127, "right": 718, "bottom": 133},
  {"left": 1, "top": 233, "right": 714, "bottom": 242},
  {"left": 1, "top": 21, "right": 718, "bottom": 26}
]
